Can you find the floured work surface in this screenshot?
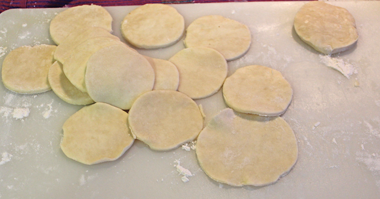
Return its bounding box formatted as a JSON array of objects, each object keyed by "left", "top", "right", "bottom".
[{"left": 1, "top": 2, "right": 380, "bottom": 198}]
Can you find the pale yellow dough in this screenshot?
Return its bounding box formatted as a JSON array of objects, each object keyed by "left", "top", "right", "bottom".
[
  {"left": 61, "top": 102, "right": 134, "bottom": 165},
  {"left": 128, "top": 90, "right": 203, "bottom": 151},
  {"left": 169, "top": 47, "right": 227, "bottom": 99},
  {"left": 196, "top": 108, "right": 298, "bottom": 186},
  {"left": 85, "top": 44, "right": 155, "bottom": 110},
  {"left": 145, "top": 56, "right": 179, "bottom": 90},
  {"left": 294, "top": 1, "right": 358, "bottom": 54},
  {"left": 223, "top": 65, "right": 292, "bottom": 116},
  {"left": 121, "top": 4, "right": 185, "bottom": 49},
  {"left": 184, "top": 15, "right": 251, "bottom": 61},
  {"left": 2, "top": 45, "right": 56, "bottom": 94},
  {"left": 48, "top": 61, "right": 94, "bottom": 105},
  {"left": 49, "top": 5, "right": 113, "bottom": 45}
]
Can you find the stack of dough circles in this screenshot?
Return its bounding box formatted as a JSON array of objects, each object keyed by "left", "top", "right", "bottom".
[
  {"left": 48, "top": 61, "right": 94, "bottom": 105},
  {"left": 128, "top": 90, "right": 203, "bottom": 151},
  {"left": 294, "top": 1, "right": 358, "bottom": 54},
  {"left": 144, "top": 56, "right": 179, "bottom": 90},
  {"left": 184, "top": 15, "right": 251, "bottom": 61},
  {"left": 61, "top": 102, "right": 134, "bottom": 165},
  {"left": 49, "top": 5, "right": 113, "bottom": 45},
  {"left": 169, "top": 47, "right": 228, "bottom": 99},
  {"left": 121, "top": 4, "right": 185, "bottom": 49},
  {"left": 223, "top": 65, "right": 292, "bottom": 116},
  {"left": 2, "top": 45, "right": 56, "bottom": 94},
  {"left": 85, "top": 44, "right": 155, "bottom": 110},
  {"left": 196, "top": 108, "right": 298, "bottom": 186}
]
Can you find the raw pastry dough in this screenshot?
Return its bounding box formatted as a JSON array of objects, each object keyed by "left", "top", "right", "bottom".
[
  {"left": 48, "top": 61, "right": 94, "bottom": 105},
  {"left": 128, "top": 90, "right": 203, "bottom": 151},
  {"left": 49, "top": 5, "right": 113, "bottom": 45},
  {"left": 61, "top": 102, "right": 134, "bottom": 165},
  {"left": 145, "top": 56, "right": 179, "bottom": 90},
  {"left": 85, "top": 44, "right": 155, "bottom": 110},
  {"left": 184, "top": 15, "right": 251, "bottom": 61},
  {"left": 2, "top": 45, "right": 56, "bottom": 94},
  {"left": 121, "top": 4, "right": 185, "bottom": 49},
  {"left": 223, "top": 65, "right": 292, "bottom": 116},
  {"left": 196, "top": 108, "right": 298, "bottom": 186},
  {"left": 169, "top": 47, "right": 227, "bottom": 99},
  {"left": 294, "top": 1, "right": 358, "bottom": 54}
]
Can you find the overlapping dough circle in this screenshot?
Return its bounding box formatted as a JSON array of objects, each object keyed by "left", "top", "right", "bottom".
[
  {"left": 144, "top": 56, "right": 179, "bottom": 90},
  {"left": 196, "top": 108, "right": 298, "bottom": 186},
  {"left": 128, "top": 90, "right": 203, "bottom": 151}
]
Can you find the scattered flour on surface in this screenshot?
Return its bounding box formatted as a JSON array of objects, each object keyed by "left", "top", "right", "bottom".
[
  {"left": 18, "top": 31, "right": 31, "bottom": 39},
  {"left": 319, "top": 55, "right": 356, "bottom": 79},
  {"left": 181, "top": 141, "right": 197, "bottom": 151},
  {"left": 174, "top": 160, "right": 193, "bottom": 183},
  {"left": 356, "top": 152, "right": 380, "bottom": 188},
  {"left": 312, "top": 121, "right": 321, "bottom": 130},
  {"left": 42, "top": 100, "right": 54, "bottom": 119},
  {"left": 0, "top": 46, "right": 7, "bottom": 58},
  {"left": 12, "top": 107, "right": 30, "bottom": 120},
  {"left": 79, "top": 174, "right": 86, "bottom": 186},
  {"left": 0, "top": 152, "right": 12, "bottom": 165}
]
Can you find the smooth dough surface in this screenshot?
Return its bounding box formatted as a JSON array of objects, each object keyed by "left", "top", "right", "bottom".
[
  {"left": 145, "top": 56, "right": 179, "bottom": 90},
  {"left": 169, "top": 47, "right": 227, "bottom": 99},
  {"left": 223, "top": 65, "right": 292, "bottom": 116},
  {"left": 121, "top": 4, "right": 185, "bottom": 49},
  {"left": 196, "top": 108, "right": 298, "bottom": 186},
  {"left": 61, "top": 102, "right": 134, "bottom": 165},
  {"left": 128, "top": 90, "right": 203, "bottom": 151},
  {"left": 49, "top": 5, "right": 113, "bottom": 45},
  {"left": 184, "top": 15, "right": 251, "bottom": 61},
  {"left": 294, "top": 1, "right": 358, "bottom": 54},
  {"left": 85, "top": 44, "right": 155, "bottom": 110},
  {"left": 48, "top": 61, "right": 94, "bottom": 105},
  {"left": 2, "top": 45, "right": 56, "bottom": 94}
]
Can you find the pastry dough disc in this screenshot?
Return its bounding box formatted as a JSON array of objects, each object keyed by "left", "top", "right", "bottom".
[
  {"left": 196, "top": 108, "right": 298, "bottom": 186},
  {"left": 169, "top": 47, "right": 227, "bottom": 99},
  {"left": 145, "top": 56, "right": 179, "bottom": 91},
  {"left": 49, "top": 5, "right": 113, "bottom": 45},
  {"left": 128, "top": 90, "right": 203, "bottom": 151},
  {"left": 121, "top": 4, "right": 185, "bottom": 49},
  {"left": 294, "top": 1, "right": 358, "bottom": 54},
  {"left": 48, "top": 61, "right": 94, "bottom": 105},
  {"left": 61, "top": 102, "right": 134, "bottom": 165},
  {"left": 2, "top": 45, "right": 56, "bottom": 94},
  {"left": 223, "top": 65, "right": 292, "bottom": 116},
  {"left": 184, "top": 15, "right": 251, "bottom": 61},
  {"left": 85, "top": 44, "right": 155, "bottom": 110}
]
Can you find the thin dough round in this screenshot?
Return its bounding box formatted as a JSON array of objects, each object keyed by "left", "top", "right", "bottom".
[
  {"left": 169, "top": 47, "right": 227, "bottom": 99},
  {"left": 128, "top": 90, "right": 203, "bottom": 151},
  {"left": 294, "top": 1, "right": 358, "bottom": 54},
  {"left": 2, "top": 45, "right": 56, "bottom": 94},
  {"left": 61, "top": 102, "right": 134, "bottom": 165},
  {"left": 121, "top": 4, "right": 185, "bottom": 49},
  {"left": 50, "top": 5, "right": 113, "bottom": 45},
  {"left": 223, "top": 65, "right": 292, "bottom": 116},
  {"left": 196, "top": 108, "right": 298, "bottom": 186},
  {"left": 145, "top": 56, "right": 179, "bottom": 91},
  {"left": 184, "top": 15, "right": 251, "bottom": 61},
  {"left": 85, "top": 44, "right": 155, "bottom": 110},
  {"left": 48, "top": 61, "right": 94, "bottom": 105}
]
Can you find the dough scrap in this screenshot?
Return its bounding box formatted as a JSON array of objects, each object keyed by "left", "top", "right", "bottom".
[
  {"left": 2, "top": 45, "right": 56, "bottom": 94},
  {"left": 85, "top": 44, "right": 155, "bottom": 110},
  {"left": 294, "top": 1, "right": 358, "bottom": 54},
  {"left": 128, "top": 90, "right": 203, "bottom": 151},
  {"left": 49, "top": 5, "right": 113, "bottom": 45},
  {"left": 145, "top": 56, "right": 179, "bottom": 90},
  {"left": 223, "top": 65, "right": 292, "bottom": 116},
  {"left": 121, "top": 4, "right": 185, "bottom": 49},
  {"left": 169, "top": 47, "right": 227, "bottom": 99},
  {"left": 196, "top": 108, "right": 298, "bottom": 186},
  {"left": 184, "top": 15, "right": 251, "bottom": 61},
  {"left": 48, "top": 61, "right": 94, "bottom": 105},
  {"left": 61, "top": 102, "right": 134, "bottom": 165}
]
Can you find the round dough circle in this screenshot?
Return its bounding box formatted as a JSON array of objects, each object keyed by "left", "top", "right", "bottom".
[
  {"left": 61, "top": 102, "right": 134, "bottom": 165},
  {"left": 184, "top": 15, "right": 251, "bottom": 61},
  {"left": 144, "top": 56, "right": 179, "bottom": 91},
  {"left": 48, "top": 61, "right": 94, "bottom": 105},
  {"left": 49, "top": 5, "right": 113, "bottom": 45},
  {"left": 85, "top": 44, "right": 155, "bottom": 110},
  {"left": 294, "top": 1, "right": 358, "bottom": 54},
  {"left": 128, "top": 90, "right": 203, "bottom": 151},
  {"left": 223, "top": 65, "right": 292, "bottom": 116},
  {"left": 121, "top": 4, "right": 185, "bottom": 49},
  {"left": 2, "top": 45, "right": 56, "bottom": 94},
  {"left": 169, "top": 47, "right": 227, "bottom": 99},
  {"left": 196, "top": 108, "right": 298, "bottom": 186}
]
